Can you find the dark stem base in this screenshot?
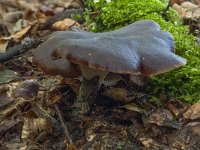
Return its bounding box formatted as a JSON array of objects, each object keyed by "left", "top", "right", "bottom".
[{"left": 72, "top": 76, "right": 100, "bottom": 117}]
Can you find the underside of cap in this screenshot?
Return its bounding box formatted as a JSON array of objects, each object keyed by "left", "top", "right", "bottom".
[{"left": 51, "top": 20, "right": 186, "bottom": 76}]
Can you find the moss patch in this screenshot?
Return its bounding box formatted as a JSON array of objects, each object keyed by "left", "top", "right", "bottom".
[{"left": 85, "top": 0, "right": 200, "bottom": 103}]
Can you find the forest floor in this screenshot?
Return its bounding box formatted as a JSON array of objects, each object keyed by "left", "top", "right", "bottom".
[{"left": 0, "top": 0, "right": 200, "bottom": 149}]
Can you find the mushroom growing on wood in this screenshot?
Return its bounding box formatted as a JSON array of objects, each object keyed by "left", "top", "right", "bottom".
[{"left": 33, "top": 20, "right": 186, "bottom": 116}]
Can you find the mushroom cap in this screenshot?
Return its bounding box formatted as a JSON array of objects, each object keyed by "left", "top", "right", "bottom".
[
  {"left": 32, "top": 34, "right": 81, "bottom": 78},
  {"left": 51, "top": 20, "right": 186, "bottom": 76},
  {"left": 34, "top": 20, "right": 157, "bottom": 77}
]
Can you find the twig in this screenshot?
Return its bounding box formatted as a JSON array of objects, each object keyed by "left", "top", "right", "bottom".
[
  {"left": 54, "top": 103, "right": 73, "bottom": 145},
  {"left": 31, "top": 102, "right": 57, "bottom": 124},
  {"left": 2, "top": 99, "right": 30, "bottom": 118},
  {"left": 38, "top": 8, "right": 84, "bottom": 30},
  {"left": 0, "top": 37, "right": 42, "bottom": 63}
]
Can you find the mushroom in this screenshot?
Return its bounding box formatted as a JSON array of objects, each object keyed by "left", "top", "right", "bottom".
[
  {"left": 33, "top": 33, "right": 81, "bottom": 78},
  {"left": 33, "top": 20, "right": 186, "bottom": 116}
]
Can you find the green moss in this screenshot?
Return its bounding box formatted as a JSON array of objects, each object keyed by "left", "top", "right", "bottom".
[{"left": 85, "top": 0, "right": 200, "bottom": 103}]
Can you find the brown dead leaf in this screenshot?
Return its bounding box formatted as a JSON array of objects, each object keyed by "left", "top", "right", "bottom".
[
  {"left": 21, "top": 118, "right": 53, "bottom": 140},
  {"left": 0, "top": 23, "right": 10, "bottom": 37},
  {"left": 39, "top": 76, "right": 62, "bottom": 91},
  {"left": 34, "top": 11, "right": 48, "bottom": 20},
  {"left": 17, "top": 0, "right": 38, "bottom": 12},
  {"left": 148, "top": 109, "right": 173, "bottom": 125},
  {"left": 166, "top": 100, "right": 189, "bottom": 117},
  {"left": 168, "top": 124, "right": 200, "bottom": 149},
  {"left": 103, "top": 87, "right": 127, "bottom": 101},
  {"left": 148, "top": 109, "right": 182, "bottom": 129},
  {"left": 0, "top": 2, "right": 7, "bottom": 15},
  {"left": 0, "top": 86, "right": 14, "bottom": 109},
  {"left": 2, "top": 99, "right": 30, "bottom": 119},
  {"left": 11, "top": 80, "right": 39, "bottom": 100},
  {"left": 0, "top": 40, "right": 8, "bottom": 53},
  {"left": 62, "top": 78, "right": 81, "bottom": 95},
  {"left": 3, "top": 24, "right": 32, "bottom": 40},
  {"left": 46, "top": 89, "right": 62, "bottom": 106},
  {"left": 68, "top": 144, "right": 77, "bottom": 150},
  {"left": 130, "top": 74, "right": 147, "bottom": 86},
  {"left": 0, "top": 115, "right": 23, "bottom": 135},
  {"left": 31, "top": 103, "right": 57, "bottom": 124},
  {"left": 4, "top": 142, "right": 26, "bottom": 150},
  {"left": 103, "top": 73, "right": 122, "bottom": 87},
  {"left": 48, "top": 0, "right": 83, "bottom": 8},
  {"left": 63, "top": 0, "right": 83, "bottom": 8},
  {"left": 0, "top": 24, "right": 33, "bottom": 47},
  {"left": 13, "top": 19, "right": 30, "bottom": 32},
  {"left": 139, "top": 138, "right": 165, "bottom": 149},
  {"left": 122, "top": 103, "right": 144, "bottom": 113},
  {"left": 181, "top": 1, "right": 199, "bottom": 10},
  {"left": 0, "top": 68, "right": 19, "bottom": 84},
  {"left": 172, "top": 2, "right": 200, "bottom": 19},
  {"left": 2, "top": 11, "right": 23, "bottom": 24},
  {"left": 51, "top": 18, "right": 79, "bottom": 31},
  {"left": 0, "top": 0, "right": 19, "bottom": 8},
  {"left": 183, "top": 100, "right": 200, "bottom": 120}
]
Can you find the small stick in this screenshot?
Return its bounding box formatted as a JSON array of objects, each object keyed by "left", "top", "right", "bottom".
[
  {"left": 31, "top": 102, "right": 57, "bottom": 124},
  {"left": 0, "top": 37, "right": 42, "bottom": 63},
  {"left": 2, "top": 99, "right": 30, "bottom": 118},
  {"left": 54, "top": 103, "right": 73, "bottom": 145}
]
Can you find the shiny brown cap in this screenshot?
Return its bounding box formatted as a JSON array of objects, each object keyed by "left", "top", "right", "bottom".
[
  {"left": 51, "top": 20, "right": 186, "bottom": 76},
  {"left": 32, "top": 34, "right": 81, "bottom": 78}
]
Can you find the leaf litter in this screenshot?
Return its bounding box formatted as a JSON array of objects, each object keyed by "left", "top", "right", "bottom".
[{"left": 0, "top": 0, "right": 200, "bottom": 149}]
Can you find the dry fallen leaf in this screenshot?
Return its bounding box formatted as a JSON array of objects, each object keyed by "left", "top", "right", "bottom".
[
  {"left": 2, "top": 11, "right": 23, "bottom": 24},
  {"left": 166, "top": 100, "right": 189, "bottom": 117},
  {"left": 103, "top": 87, "right": 127, "bottom": 101},
  {"left": 172, "top": 2, "right": 200, "bottom": 19},
  {"left": 139, "top": 138, "right": 165, "bottom": 149},
  {"left": 0, "top": 68, "right": 20, "bottom": 84},
  {"left": 148, "top": 109, "right": 173, "bottom": 125},
  {"left": 167, "top": 124, "right": 200, "bottom": 148},
  {"left": 0, "top": 40, "right": 8, "bottom": 53},
  {"left": 0, "top": 115, "right": 23, "bottom": 135},
  {"left": 4, "top": 142, "right": 26, "bottom": 150},
  {"left": 21, "top": 118, "right": 53, "bottom": 140},
  {"left": 103, "top": 73, "right": 122, "bottom": 87},
  {"left": 122, "top": 103, "right": 144, "bottom": 113},
  {"left": 51, "top": 18, "right": 79, "bottom": 31},
  {"left": 0, "top": 86, "right": 14, "bottom": 109},
  {"left": 148, "top": 109, "right": 182, "bottom": 129},
  {"left": 13, "top": 19, "right": 30, "bottom": 32},
  {"left": 0, "top": 24, "right": 33, "bottom": 49},
  {"left": 2, "top": 25, "right": 32, "bottom": 40},
  {"left": 62, "top": 78, "right": 81, "bottom": 95},
  {"left": 11, "top": 80, "right": 39, "bottom": 100},
  {"left": 183, "top": 100, "right": 200, "bottom": 120},
  {"left": 130, "top": 74, "right": 147, "bottom": 86},
  {"left": 34, "top": 11, "right": 48, "bottom": 19}
]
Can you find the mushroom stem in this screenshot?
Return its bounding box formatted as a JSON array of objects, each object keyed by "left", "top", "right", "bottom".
[
  {"left": 73, "top": 76, "right": 100, "bottom": 115},
  {"left": 72, "top": 65, "right": 108, "bottom": 116}
]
